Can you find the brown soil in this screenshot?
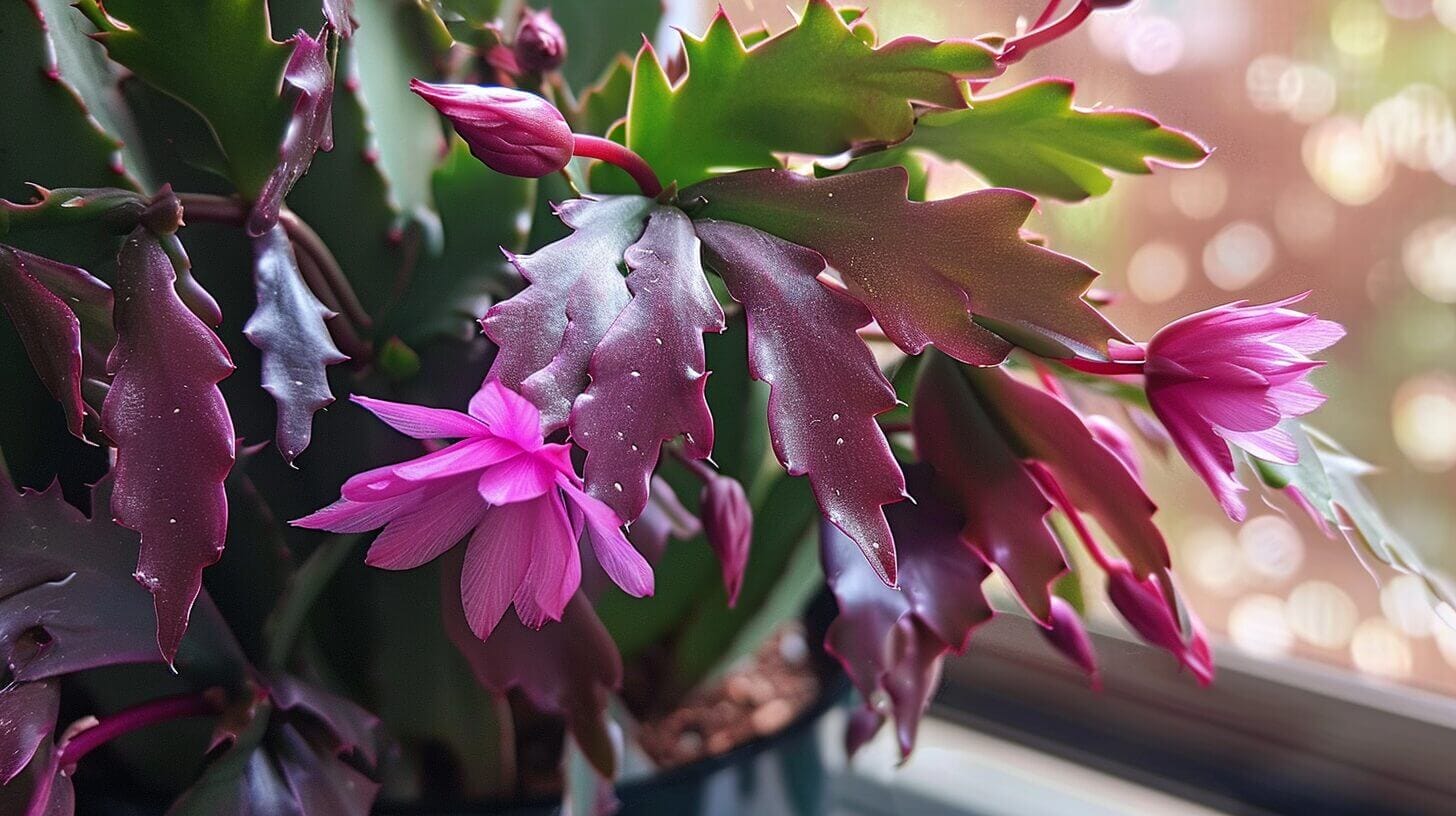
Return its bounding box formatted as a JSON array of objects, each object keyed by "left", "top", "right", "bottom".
[{"left": 634, "top": 624, "right": 822, "bottom": 769}]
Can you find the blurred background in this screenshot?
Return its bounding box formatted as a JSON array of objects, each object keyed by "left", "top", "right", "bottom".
[{"left": 695, "top": 0, "right": 1456, "bottom": 697}]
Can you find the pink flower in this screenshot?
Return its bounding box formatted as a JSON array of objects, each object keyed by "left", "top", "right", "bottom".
[
  {"left": 293, "top": 381, "right": 652, "bottom": 639},
  {"left": 409, "top": 80, "right": 573, "bottom": 178},
  {"left": 1126, "top": 293, "right": 1344, "bottom": 521},
  {"left": 513, "top": 9, "right": 567, "bottom": 74}
]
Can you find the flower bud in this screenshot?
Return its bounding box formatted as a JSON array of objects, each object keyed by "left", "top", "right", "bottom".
[
  {"left": 409, "top": 80, "right": 573, "bottom": 178},
  {"left": 1105, "top": 562, "right": 1213, "bottom": 685},
  {"left": 1038, "top": 597, "right": 1100, "bottom": 686},
  {"left": 700, "top": 475, "right": 752, "bottom": 607},
  {"left": 513, "top": 9, "right": 567, "bottom": 74}
]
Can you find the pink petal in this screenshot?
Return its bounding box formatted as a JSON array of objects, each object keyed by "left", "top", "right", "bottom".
[
  {"left": 1219, "top": 425, "right": 1299, "bottom": 465},
  {"left": 458, "top": 500, "right": 539, "bottom": 640},
  {"left": 365, "top": 481, "right": 488, "bottom": 570},
  {"left": 291, "top": 488, "right": 425, "bottom": 532},
  {"left": 559, "top": 477, "right": 653, "bottom": 597},
  {"left": 469, "top": 380, "right": 543, "bottom": 450},
  {"left": 342, "top": 437, "right": 519, "bottom": 500},
  {"left": 1276, "top": 316, "right": 1344, "bottom": 355},
  {"left": 477, "top": 452, "right": 559, "bottom": 505},
  {"left": 512, "top": 494, "right": 579, "bottom": 628},
  {"left": 352, "top": 395, "right": 489, "bottom": 439},
  {"left": 1152, "top": 398, "right": 1248, "bottom": 521}
]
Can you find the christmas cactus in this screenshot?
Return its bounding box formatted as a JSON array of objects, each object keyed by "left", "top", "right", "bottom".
[{"left": 0, "top": 1, "right": 1447, "bottom": 813}]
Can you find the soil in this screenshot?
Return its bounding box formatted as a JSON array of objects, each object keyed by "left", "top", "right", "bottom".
[{"left": 634, "top": 624, "right": 823, "bottom": 769}]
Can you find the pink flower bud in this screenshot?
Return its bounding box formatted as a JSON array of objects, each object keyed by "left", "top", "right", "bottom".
[
  {"left": 513, "top": 9, "right": 567, "bottom": 74},
  {"left": 1105, "top": 562, "right": 1213, "bottom": 685},
  {"left": 1039, "top": 597, "right": 1100, "bottom": 686},
  {"left": 409, "top": 80, "right": 573, "bottom": 178},
  {"left": 1084, "top": 414, "right": 1140, "bottom": 481},
  {"left": 700, "top": 475, "right": 752, "bottom": 607}
]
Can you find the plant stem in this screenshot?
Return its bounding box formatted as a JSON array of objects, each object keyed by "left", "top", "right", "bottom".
[
  {"left": 1058, "top": 357, "right": 1145, "bottom": 376},
  {"left": 57, "top": 693, "right": 217, "bottom": 769},
  {"left": 1030, "top": 0, "right": 1067, "bottom": 30},
  {"left": 571, "top": 135, "right": 664, "bottom": 198},
  {"left": 999, "top": 0, "right": 1092, "bottom": 65},
  {"left": 263, "top": 534, "right": 363, "bottom": 670}
]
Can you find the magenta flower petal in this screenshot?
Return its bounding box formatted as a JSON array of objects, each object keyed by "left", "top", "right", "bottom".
[
  {"left": 560, "top": 478, "right": 653, "bottom": 598},
  {"left": 1144, "top": 296, "right": 1341, "bottom": 521},
  {"left": 351, "top": 395, "right": 488, "bottom": 439},
  {"left": 292, "top": 489, "right": 425, "bottom": 533},
  {"left": 365, "top": 482, "right": 489, "bottom": 570},
  {"left": 469, "top": 379, "right": 544, "bottom": 450},
  {"left": 1105, "top": 561, "right": 1213, "bottom": 685},
  {"left": 459, "top": 501, "right": 538, "bottom": 639},
  {"left": 409, "top": 80, "right": 573, "bottom": 178},
  {"left": 513, "top": 494, "right": 579, "bottom": 628},
  {"left": 341, "top": 437, "right": 518, "bottom": 500},
  {"left": 476, "top": 453, "right": 559, "bottom": 505}
]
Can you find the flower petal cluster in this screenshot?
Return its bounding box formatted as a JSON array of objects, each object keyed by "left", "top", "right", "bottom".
[
  {"left": 294, "top": 381, "right": 652, "bottom": 639},
  {"left": 1131, "top": 294, "right": 1344, "bottom": 520}
]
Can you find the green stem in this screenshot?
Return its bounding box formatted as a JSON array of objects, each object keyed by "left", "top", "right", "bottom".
[{"left": 262, "top": 534, "right": 362, "bottom": 669}]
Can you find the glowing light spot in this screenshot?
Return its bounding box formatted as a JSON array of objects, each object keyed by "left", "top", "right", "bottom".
[
  {"left": 1350, "top": 618, "right": 1413, "bottom": 679},
  {"left": 1127, "top": 241, "right": 1189, "bottom": 303},
  {"left": 1287, "top": 581, "right": 1358, "bottom": 649},
  {"left": 1203, "top": 221, "right": 1275, "bottom": 290},
  {"left": 1330, "top": 0, "right": 1389, "bottom": 59},
  {"left": 1365, "top": 85, "right": 1456, "bottom": 172},
  {"left": 1238, "top": 514, "right": 1304, "bottom": 580},
  {"left": 1125, "top": 16, "right": 1185, "bottom": 75},
  {"left": 1437, "top": 0, "right": 1456, "bottom": 29},
  {"left": 1228, "top": 594, "right": 1294, "bottom": 657},
  {"left": 1169, "top": 167, "right": 1228, "bottom": 220},
  {"left": 1391, "top": 373, "right": 1456, "bottom": 472},
  {"left": 1402, "top": 218, "right": 1456, "bottom": 302},
  {"left": 1380, "top": 575, "right": 1437, "bottom": 638},
  {"left": 1185, "top": 523, "right": 1245, "bottom": 595},
  {"left": 1302, "top": 117, "right": 1392, "bottom": 206}
]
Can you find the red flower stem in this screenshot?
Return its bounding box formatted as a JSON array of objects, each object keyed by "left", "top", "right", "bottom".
[
  {"left": 57, "top": 692, "right": 217, "bottom": 769},
  {"left": 1058, "top": 357, "right": 1145, "bottom": 376},
  {"left": 999, "top": 0, "right": 1092, "bottom": 65},
  {"left": 571, "top": 135, "right": 664, "bottom": 198},
  {"left": 1031, "top": 0, "right": 1068, "bottom": 30},
  {"left": 668, "top": 444, "right": 718, "bottom": 484},
  {"left": 1025, "top": 461, "right": 1116, "bottom": 573}
]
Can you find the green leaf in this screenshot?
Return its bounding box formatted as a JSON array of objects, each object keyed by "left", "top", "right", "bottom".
[
  {"left": 1252, "top": 422, "right": 1456, "bottom": 609},
  {"left": 76, "top": 0, "right": 293, "bottom": 196},
  {"left": 351, "top": 0, "right": 448, "bottom": 222},
  {"left": 383, "top": 138, "right": 530, "bottom": 343},
  {"left": 898, "top": 79, "right": 1208, "bottom": 201},
  {"left": 599, "top": 1, "right": 996, "bottom": 192},
  {"left": 574, "top": 55, "right": 633, "bottom": 137},
  {"left": 550, "top": 0, "right": 662, "bottom": 93}
]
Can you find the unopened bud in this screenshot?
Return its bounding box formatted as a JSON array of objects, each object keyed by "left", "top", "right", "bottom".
[
  {"left": 409, "top": 80, "right": 573, "bottom": 178},
  {"left": 1038, "top": 597, "right": 1100, "bottom": 686},
  {"left": 701, "top": 475, "right": 752, "bottom": 607},
  {"left": 513, "top": 9, "right": 567, "bottom": 74}
]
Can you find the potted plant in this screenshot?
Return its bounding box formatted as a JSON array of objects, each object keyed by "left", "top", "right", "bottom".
[{"left": 1, "top": 1, "right": 1446, "bottom": 814}]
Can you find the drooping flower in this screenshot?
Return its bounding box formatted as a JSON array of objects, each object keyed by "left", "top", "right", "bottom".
[
  {"left": 293, "top": 380, "right": 652, "bottom": 640},
  {"left": 409, "top": 80, "right": 573, "bottom": 178},
  {"left": 1104, "top": 560, "right": 1213, "bottom": 685},
  {"left": 513, "top": 8, "right": 567, "bottom": 74},
  {"left": 1127, "top": 293, "right": 1344, "bottom": 521},
  {"left": 1038, "top": 597, "right": 1100, "bottom": 686}
]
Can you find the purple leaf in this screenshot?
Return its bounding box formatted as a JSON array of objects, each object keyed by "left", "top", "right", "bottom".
[
  {"left": 244, "top": 224, "right": 347, "bottom": 463},
  {"left": 0, "top": 735, "right": 70, "bottom": 816},
  {"left": 687, "top": 167, "right": 1124, "bottom": 364},
  {"left": 101, "top": 227, "right": 236, "bottom": 665},
  {"left": 483, "top": 195, "right": 654, "bottom": 431},
  {"left": 247, "top": 29, "right": 335, "bottom": 237},
  {"left": 969, "top": 366, "right": 1172, "bottom": 584},
  {"left": 0, "top": 681, "right": 58, "bottom": 785},
  {"left": 169, "top": 680, "right": 383, "bottom": 816},
  {"left": 0, "top": 475, "right": 161, "bottom": 682},
  {"left": 822, "top": 464, "right": 994, "bottom": 758},
  {"left": 323, "top": 0, "right": 355, "bottom": 38},
  {"left": 571, "top": 206, "right": 724, "bottom": 521},
  {"left": 911, "top": 354, "right": 1066, "bottom": 621},
  {"left": 440, "top": 548, "right": 622, "bottom": 778},
  {"left": 0, "top": 247, "right": 107, "bottom": 439},
  {"left": 696, "top": 219, "right": 904, "bottom": 584}
]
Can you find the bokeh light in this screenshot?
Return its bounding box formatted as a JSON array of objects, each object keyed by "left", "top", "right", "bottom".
[
  {"left": 1169, "top": 167, "right": 1229, "bottom": 220},
  {"left": 1402, "top": 218, "right": 1456, "bottom": 302},
  {"left": 1238, "top": 515, "right": 1305, "bottom": 581},
  {"left": 1391, "top": 373, "right": 1456, "bottom": 472},
  {"left": 1303, "top": 117, "right": 1394, "bottom": 205},
  {"left": 1287, "top": 580, "right": 1360, "bottom": 649},
  {"left": 1350, "top": 618, "right": 1414, "bottom": 679},
  {"left": 1380, "top": 575, "right": 1439, "bottom": 638},
  {"left": 1127, "top": 241, "right": 1189, "bottom": 303},
  {"left": 1330, "top": 0, "right": 1391, "bottom": 60},
  {"left": 1203, "top": 221, "right": 1275, "bottom": 290}
]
